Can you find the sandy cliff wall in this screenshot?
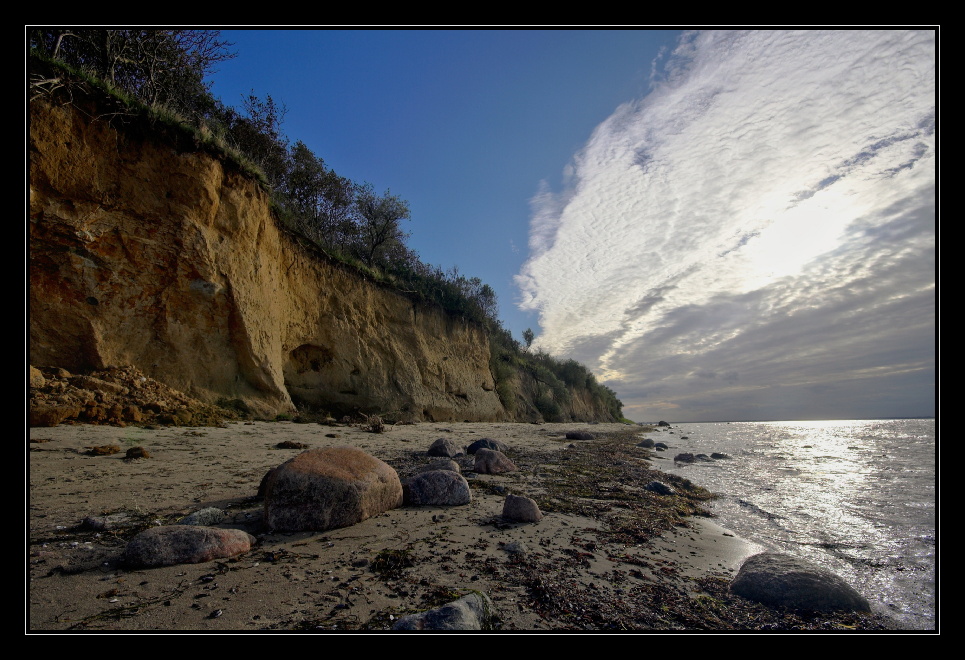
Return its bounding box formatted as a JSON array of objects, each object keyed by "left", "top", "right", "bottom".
[{"left": 29, "top": 96, "right": 507, "bottom": 421}]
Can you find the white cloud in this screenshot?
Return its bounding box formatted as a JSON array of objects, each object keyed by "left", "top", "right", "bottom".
[{"left": 515, "top": 29, "right": 936, "bottom": 421}]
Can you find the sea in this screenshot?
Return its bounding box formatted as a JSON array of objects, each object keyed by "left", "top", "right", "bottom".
[{"left": 650, "top": 419, "right": 936, "bottom": 631}]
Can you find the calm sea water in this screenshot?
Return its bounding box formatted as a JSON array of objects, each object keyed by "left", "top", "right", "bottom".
[{"left": 651, "top": 419, "right": 936, "bottom": 630}]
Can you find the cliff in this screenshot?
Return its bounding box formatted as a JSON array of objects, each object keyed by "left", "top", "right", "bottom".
[{"left": 28, "top": 86, "right": 617, "bottom": 424}]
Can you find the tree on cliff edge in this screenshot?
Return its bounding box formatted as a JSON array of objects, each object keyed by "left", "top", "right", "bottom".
[
  {"left": 353, "top": 184, "right": 411, "bottom": 267},
  {"left": 29, "top": 29, "right": 235, "bottom": 120}
]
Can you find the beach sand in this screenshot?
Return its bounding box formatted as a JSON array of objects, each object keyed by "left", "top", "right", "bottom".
[{"left": 29, "top": 420, "right": 884, "bottom": 632}]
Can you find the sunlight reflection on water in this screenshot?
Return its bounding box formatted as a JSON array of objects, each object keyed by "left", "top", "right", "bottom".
[{"left": 655, "top": 419, "right": 935, "bottom": 630}]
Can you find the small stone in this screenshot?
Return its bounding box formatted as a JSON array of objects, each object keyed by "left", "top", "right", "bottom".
[{"left": 276, "top": 440, "right": 308, "bottom": 449}]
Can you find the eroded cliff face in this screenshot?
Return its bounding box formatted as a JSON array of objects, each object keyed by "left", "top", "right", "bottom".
[{"left": 29, "top": 96, "right": 507, "bottom": 421}]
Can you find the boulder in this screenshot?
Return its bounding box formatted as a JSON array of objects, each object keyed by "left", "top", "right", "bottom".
[
  {"left": 427, "top": 437, "right": 464, "bottom": 457},
  {"left": 466, "top": 438, "right": 508, "bottom": 454},
  {"left": 473, "top": 448, "right": 517, "bottom": 474},
  {"left": 654, "top": 442, "right": 668, "bottom": 449},
  {"left": 711, "top": 452, "right": 731, "bottom": 459},
  {"left": 645, "top": 480, "right": 676, "bottom": 496},
  {"left": 257, "top": 467, "right": 276, "bottom": 497},
  {"left": 674, "top": 452, "right": 696, "bottom": 463},
  {"left": 30, "top": 403, "right": 80, "bottom": 427},
  {"left": 565, "top": 431, "right": 595, "bottom": 440},
  {"left": 403, "top": 470, "right": 472, "bottom": 506},
  {"left": 262, "top": 448, "right": 403, "bottom": 532},
  {"left": 392, "top": 592, "right": 496, "bottom": 630},
  {"left": 418, "top": 458, "right": 460, "bottom": 473},
  {"left": 730, "top": 552, "right": 871, "bottom": 612},
  {"left": 502, "top": 494, "right": 542, "bottom": 522},
  {"left": 636, "top": 438, "right": 655, "bottom": 448},
  {"left": 657, "top": 421, "right": 671, "bottom": 427},
  {"left": 82, "top": 513, "right": 134, "bottom": 531},
  {"left": 124, "top": 525, "right": 256, "bottom": 568},
  {"left": 29, "top": 365, "right": 46, "bottom": 389},
  {"left": 178, "top": 507, "right": 226, "bottom": 526}
]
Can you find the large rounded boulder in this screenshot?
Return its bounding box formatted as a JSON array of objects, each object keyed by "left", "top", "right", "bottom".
[
  {"left": 730, "top": 552, "right": 871, "bottom": 612},
  {"left": 262, "top": 448, "right": 403, "bottom": 532}
]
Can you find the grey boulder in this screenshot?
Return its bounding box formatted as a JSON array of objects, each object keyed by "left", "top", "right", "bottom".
[
  {"left": 565, "top": 431, "right": 595, "bottom": 440},
  {"left": 730, "top": 552, "right": 871, "bottom": 612},
  {"left": 392, "top": 592, "right": 497, "bottom": 630},
  {"left": 178, "top": 507, "right": 226, "bottom": 526},
  {"left": 466, "top": 438, "right": 508, "bottom": 454},
  {"left": 427, "top": 437, "right": 464, "bottom": 457},
  {"left": 403, "top": 470, "right": 472, "bottom": 506},
  {"left": 645, "top": 480, "right": 676, "bottom": 496}
]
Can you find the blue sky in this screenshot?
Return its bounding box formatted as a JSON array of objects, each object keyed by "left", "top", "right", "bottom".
[{"left": 208, "top": 29, "right": 936, "bottom": 422}]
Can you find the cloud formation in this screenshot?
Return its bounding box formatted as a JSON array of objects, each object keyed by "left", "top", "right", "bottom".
[{"left": 515, "top": 30, "right": 936, "bottom": 422}]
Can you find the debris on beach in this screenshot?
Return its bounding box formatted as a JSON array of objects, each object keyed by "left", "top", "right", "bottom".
[{"left": 29, "top": 365, "right": 236, "bottom": 428}]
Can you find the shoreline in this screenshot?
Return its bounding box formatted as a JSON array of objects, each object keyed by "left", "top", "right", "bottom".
[{"left": 28, "top": 421, "right": 894, "bottom": 631}]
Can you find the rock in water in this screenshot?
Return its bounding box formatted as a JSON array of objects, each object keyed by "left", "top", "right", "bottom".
[
  {"left": 262, "top": 448, "right": 402, "bottom": 532},
  {"left": 124, "top": 525, "right": 255, "bottom": 567},
  {"left": 392, "top": 592, "right": 496, "bottom": 630},
  {"left": 403, "top": 470, "right": 472, "bottom": 506},
  {"left": 730, "top": 552, "right": 871, "bottom": 612}
]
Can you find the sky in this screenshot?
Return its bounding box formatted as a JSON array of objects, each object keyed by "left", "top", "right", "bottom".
[{"left": 208, "top": 29, "right": 936, "bottom": 423}]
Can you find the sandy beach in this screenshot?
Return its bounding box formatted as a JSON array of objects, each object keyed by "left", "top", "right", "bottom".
[{"left": 28, "top": 420, "right": 891, "bottom": 632}]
